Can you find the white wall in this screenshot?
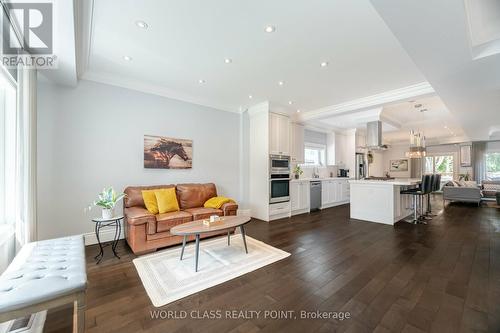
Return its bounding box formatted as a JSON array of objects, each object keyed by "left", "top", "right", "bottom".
[
  {"left": 368, "top": 151, "right": 384, "bottom": 177},
  {"left": 37, "top": 80, "right": 241, "bottom": 241},
  {"left": 383, "top": 144, "right": 412, "bottom": 178}
]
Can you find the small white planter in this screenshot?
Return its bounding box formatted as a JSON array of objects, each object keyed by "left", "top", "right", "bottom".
[{"left": 101, "top": 208, "right": 114, "bottom": 219}]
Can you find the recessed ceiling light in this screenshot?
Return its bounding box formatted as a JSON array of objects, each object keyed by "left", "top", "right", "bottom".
[
  {"left": 224, "top": 58, "right": 232, "bottom": 64},
  {"left": 198, "top": 79, "right": 206, "bottom": 84},
  {"left": 320, "top": 61, "right": 329, "bottom": 67},
  {"left": 135, "top": 20, "right": 148, "bottom": 29},
  {"left": 288, "top": 101, "right": 293, "bottom": 105},
  {"left": 264, "top": 25, "right": 276, "bottom": 33},
  {"left": 296, "top": 109, "right": 301, "bottom": 113},
  {"left": 123, "top": 55, "right": 132, "bottom": 61},
  {"left": 444, "top": 125, "right": 448, "bottom": 129},
  {"left": 248, "top": 95, "right": 253, "bottom": 99},
  {"left": 278, "top": 81, "right": 284, "bottom": 86}
]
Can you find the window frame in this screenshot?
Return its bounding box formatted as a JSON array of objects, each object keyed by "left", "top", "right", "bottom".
[
  {"left": 301, "top": 143, "right": 327, "bottom": 168},
  {"left": 424, "top": 154, "right": 455, "bottom": 182},
  {"left": 485, "top": 151, "right": 500, "bottom": 181}
]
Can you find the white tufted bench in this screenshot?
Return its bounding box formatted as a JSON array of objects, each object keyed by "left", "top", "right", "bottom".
[{"left": 0, "top": 235, "right": 87, "bottom": 333}]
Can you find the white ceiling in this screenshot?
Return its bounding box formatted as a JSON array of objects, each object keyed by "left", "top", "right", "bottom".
[
  {"left": 380, "top": 96, "right": 466, "bottom": 144},
  {"left": 308, "top": 95, "right": 467, "bottom": 144},
  {"left": 370, "top": 0, "right": 500, "bottom": 141},
  {"left": 81, "top": 0, "right": 425, "bottom": 113}
]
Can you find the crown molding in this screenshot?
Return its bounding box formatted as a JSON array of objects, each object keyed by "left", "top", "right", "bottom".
[
  {"left": 74, "top": 0, "right": 94, "bottom": 78},
  {"left": 298, "top": 82, "right": 435, "bottom": 121},
  {"left": 80, "top": 71, "right": 240, "bottom": 114}
]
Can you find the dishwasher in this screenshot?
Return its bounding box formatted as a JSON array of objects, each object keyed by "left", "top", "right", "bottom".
[{"left": 310, "top": 181, "right": 322, "bottom": 211}]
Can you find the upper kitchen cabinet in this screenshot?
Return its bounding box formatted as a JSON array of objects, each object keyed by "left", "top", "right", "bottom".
[
  {"left": 290, "top": 123, "right": 304, "bottom": 163},
  {"left": 269, "top": 112, "right": 290, "bottom": 156}
]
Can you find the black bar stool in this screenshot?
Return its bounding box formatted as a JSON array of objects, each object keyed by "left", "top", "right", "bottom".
[
  {"left": 422, "top": 174, "right": 436, "bottom": 220},
  {"left": 401, "top": 174, "right": 432, "bottom": 224},
  {"left": 426, "top": 174, "right": 441, "bottom": 216}
]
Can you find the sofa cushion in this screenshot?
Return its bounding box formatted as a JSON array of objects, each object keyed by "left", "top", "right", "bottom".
[
  {"left": 156, "top": 211, "right": 192, "bottom": 233},
  {"left": 176, "top": 183, "right": 217, "bottom": 209},
  {"left": 124, "top": 184, "right": 175, "bottom": 208},
  {"left": 184, "top": 207, "right": 223, "bottom": 220},
  {"left": 482, "top": 181, "right": 500, "bottom": 198},
  {"left": 0, "top": 236, "right": 86, "bottom": 313}
]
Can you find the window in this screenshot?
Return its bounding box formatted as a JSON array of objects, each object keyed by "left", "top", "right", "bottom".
[
  {"left": 486, "top": 152, "right": 500, "bottom": 180},
  {"left": 0, "top": 72, "right": 16, "bottom": 226},
  {"left": 303, "top": 144, "right": 326, "bottom": 167},
  {"left": 424, "top": 155, "right": 454, "bottom": 181}
]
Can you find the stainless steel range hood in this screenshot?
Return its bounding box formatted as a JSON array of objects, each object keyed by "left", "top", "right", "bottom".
[{"left": 366, "top": 121, "right": 388, "bottom": 150}]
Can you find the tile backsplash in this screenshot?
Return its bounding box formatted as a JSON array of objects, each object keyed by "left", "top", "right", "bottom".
[{"left": 295, "top": 165, "right": 338, "bottom": 178}]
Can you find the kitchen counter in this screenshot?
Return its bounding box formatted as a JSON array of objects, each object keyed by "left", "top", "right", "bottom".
[
  {"left": 349, "top": 178, "right": 422, "bottom": 225},
  {"left": 349, "top": 178, "right": 421, "bottom": 186}
]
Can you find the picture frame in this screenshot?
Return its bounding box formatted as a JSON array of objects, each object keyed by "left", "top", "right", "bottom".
[
  {"left": 390, "top": 159, "right": 409, "bottom": 172},
  {"left": 460, "top": 144, "right": 472, "bottom": 167},
  {"left": 144, "top": 135, "right": 193, "bottom": 169}
]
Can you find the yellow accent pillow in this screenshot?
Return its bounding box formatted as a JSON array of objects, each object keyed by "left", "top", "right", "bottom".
[
  {"left": 204, "top": 196, "right": 235, "bottom": 209},
  {"left": 154, "top": 188, "right": 180, "bottom": 214},
  {"left": 142, "top": 190, "right": 159, "bottom": 214}
]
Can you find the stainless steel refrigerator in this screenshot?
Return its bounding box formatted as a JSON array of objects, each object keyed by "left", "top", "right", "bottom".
[{"left": 355, "top": 153, "right": 367, "bottom": 179}]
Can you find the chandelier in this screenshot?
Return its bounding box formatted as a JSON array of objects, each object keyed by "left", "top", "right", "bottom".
[{"left": 405, "top": 130, "right": 426, "bottom": 158}]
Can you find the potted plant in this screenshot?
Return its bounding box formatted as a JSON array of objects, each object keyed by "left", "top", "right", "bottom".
[
  {"left": 459, "top": 172, "right": 470, "bottom": 181},
  {"left": 93, "top": 187, "right": 126, "bottom": 219},
  {"left": 293, "top": 165, "right": 303, "bottom": 179}
]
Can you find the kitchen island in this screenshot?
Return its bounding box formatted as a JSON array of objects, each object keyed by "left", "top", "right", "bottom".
[{"left": 349, "top": 179, "right": 422, "bottom": 225}]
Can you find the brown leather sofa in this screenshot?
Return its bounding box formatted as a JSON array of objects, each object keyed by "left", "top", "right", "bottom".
[{"left": 124, "top": 183, "right": 238, "bottom": 255}]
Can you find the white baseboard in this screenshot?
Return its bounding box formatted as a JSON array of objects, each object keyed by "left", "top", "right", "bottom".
[
  {"left": 84, "top": 221, "right": 125, "bottom": 246},
  {"left": 237, "top": 209, "right": 251, "bottom": 217}
]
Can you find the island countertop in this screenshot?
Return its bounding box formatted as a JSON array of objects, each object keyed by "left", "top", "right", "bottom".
[{"left": 349, "top": 178, "right": 421, "bottom": 186}]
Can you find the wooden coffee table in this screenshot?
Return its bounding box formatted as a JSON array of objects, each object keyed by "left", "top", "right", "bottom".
[{"left": 170, "top": 215, "right": 251, "bottom": 272}]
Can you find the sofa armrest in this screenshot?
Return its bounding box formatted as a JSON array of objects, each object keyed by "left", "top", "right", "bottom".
[
  {"left": 124, "top": 207, "right": 155, "bottom": 226},
  {"left": 221, "top": 202, "right": 238, "bottom": 216}
]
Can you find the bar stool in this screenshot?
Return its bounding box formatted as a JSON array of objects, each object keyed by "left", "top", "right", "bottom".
[
  {"left": 426, "top": 174, "right": 441, "bottom": 216},
  {"left": 401, "top": 174, "right": 432, "bottom": 224},
  {"left": 422, "top": 174, "right": 436, "bottom": 220}
]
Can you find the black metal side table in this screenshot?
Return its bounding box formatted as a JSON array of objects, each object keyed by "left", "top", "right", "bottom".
[{"left": 91, "top": 216, "right": 124, "bottom": 264}]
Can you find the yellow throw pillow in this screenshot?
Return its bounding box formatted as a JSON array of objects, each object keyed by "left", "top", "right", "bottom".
[
  {"left": 154, "top": 188, "right": 180, "bottom": 214},
  {"left": 142, "top": 190, "right": 159, "bottom": 214},
  {"left": 204, "top": 196, "right": 235, "bottom": 209}
]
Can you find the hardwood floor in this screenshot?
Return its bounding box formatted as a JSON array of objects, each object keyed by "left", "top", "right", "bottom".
[{"left": 44, "top": 197, "right": 500, "bottom": 332}]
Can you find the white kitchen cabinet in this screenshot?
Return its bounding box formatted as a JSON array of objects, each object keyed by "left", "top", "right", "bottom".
[
  {"left": 290, "top": 123, "right": 304, "bottom": 163},
  {"left": 269, "top": 113, "right": 290, "bottom": 156},
  {"left": 291, "top": 180, "right": 310, "bottom": 215},
  {"left": 321, "top": 181, "right": 330, "bottom": 207},
  {"left": 340, "top": 180, "right": 350, "bottom": 202},
  {"left": 321, "top": 179, "right": 350, "bottom": 209}
]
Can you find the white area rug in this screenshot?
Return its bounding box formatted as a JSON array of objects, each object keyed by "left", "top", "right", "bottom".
[{"left": 133, "top": 235, "right": 290, "bottom": 307}]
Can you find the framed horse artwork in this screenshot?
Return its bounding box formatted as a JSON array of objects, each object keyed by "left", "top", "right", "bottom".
[{"left": 144, "top": 135, "right": 193, "bottom": 169}]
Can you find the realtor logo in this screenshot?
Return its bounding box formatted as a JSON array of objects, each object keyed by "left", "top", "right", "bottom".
[
  {"left": 3, "top": 2, "right": 53, "bottom": 54},
  {"left": 1, "top": 1, "right": 56, "bottom": 68}
]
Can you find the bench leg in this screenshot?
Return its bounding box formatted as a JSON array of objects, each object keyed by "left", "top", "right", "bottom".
[{"left": 73, "top": 294, "right": 85, "bottom": 333}]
